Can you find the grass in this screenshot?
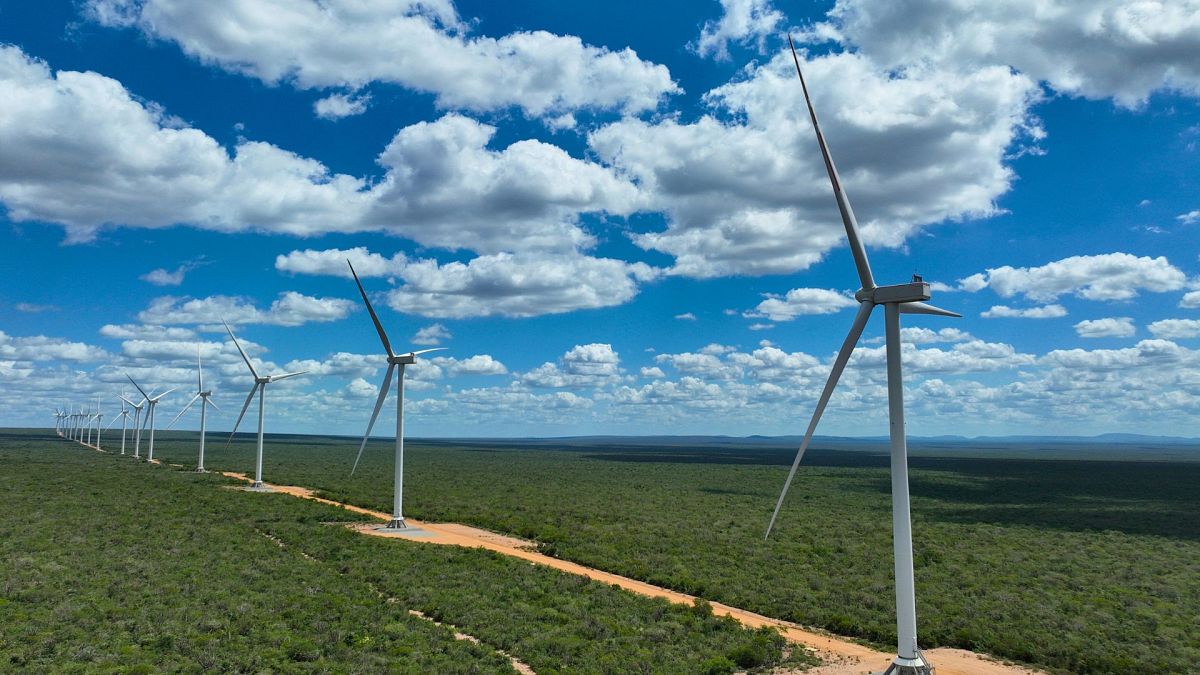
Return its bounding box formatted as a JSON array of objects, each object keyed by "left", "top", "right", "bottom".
[
  {"left": 130, "top": 429, "right": 1200, "bottom": 675},
  {"left": 0, "top": 431, "right": 810, "bottom": 673}
]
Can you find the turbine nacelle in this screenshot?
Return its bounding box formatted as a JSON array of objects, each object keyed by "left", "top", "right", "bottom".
[{"left": 388, "top": 348, "right": 446, "bottom": 365}]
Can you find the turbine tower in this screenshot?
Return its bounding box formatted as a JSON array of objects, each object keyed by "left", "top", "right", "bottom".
[
  {"left": 93, "top": 397, "right": 103, "bottom": 451},
  {"left": 764, "top": 38, "right": 960, "bottom": 675},
  {"left": 223, "top": 319, "right": 307, "bottom": 490},
  {"left": 347, "top": 260, "right": 445, "bottom": 530},
  {"left": 127, "top": 376, "right": 176, "bottom": 464},
  {"left": 170, "top": 347, "right": 219, "bottom": 472},
  {"left": 120, "top": 395, "right": 147, "bottom": 459},
  {"left": 106, "top": 398, "right": 131, "bottom": 455}
]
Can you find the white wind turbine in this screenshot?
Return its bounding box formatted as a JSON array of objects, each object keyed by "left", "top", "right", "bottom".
[
  {"left": 53, "top": 408, "right": 63, "bottom": 436},
  {"left": 764, "top": 39, "right": 960, "bottom": 675},
  {"left": 93, "top": 397, "right": 103, "bottom": 451},
  {"left": 348, "top": 260, "right": 445, "bottom": 530},
  {"left": 83, "top": 403, "right": 95, "bottom": 447},
  {"left": 126, "top": 376, "right": 176, "bottom": 463},
  {"left": 223, "top": 319, "right": 307, "bottom": 490},
  {"left": 169, "top": 347, "right": 219, "bottom": 472},
  {"left": 106, "top": 398, "right": 131, "bottom": 455},
  {"left": 120, "top": 395, "right": 147, "bottom": 459}
]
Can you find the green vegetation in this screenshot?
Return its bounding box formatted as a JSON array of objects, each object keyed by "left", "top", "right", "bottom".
[
  {"left": 140, "top": 431, "right": 1199, "bottom": 674},
  {"left": 0, "top": 431, "right": 809, "bottom": 673}
]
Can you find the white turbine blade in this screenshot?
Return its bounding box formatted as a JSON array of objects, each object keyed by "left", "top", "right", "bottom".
[
  {"left": 169, "top": 393, "right": 202, "bottom": 429},
  {"left": 766, "top": 301, "right": 875, "bottom": 538},
  {"left": 152, "top": 387, "right": 178, "bottom": 402},
  {"left": 787, "top": 36, "right": 875, "bottom": 291},
  {"left": 207, "top": 397, "right": 220, "bottom": 412},
  {"left": 126, "top": 374, "right": 150, "bottom": 400},
  {"left": 351, "top": 364, "right": 395, "bottom": 476},
  {"left": 222, "top": 318, "right": 259, "bottom": 379},
  {"left": 269, "top": 370, "right": 308, "bottom": 382},
  {"left": 227, "top": 384, "right": 258, "bottom": 444},
  {"left": 348, "top": 260, "right": 396, "bottom": 359},
  {"left": 197, "top": 345, "right": 204, "bottom": 392},
  {"left": 899, "top": 301, "right": 961, "bottom": 318},
  {"left": 409, "top": 347, "right": 447, "bottom": 357}
]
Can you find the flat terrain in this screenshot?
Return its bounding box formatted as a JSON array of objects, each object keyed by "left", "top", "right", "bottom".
[
  {"left": 129, "top": 429, "right": 1200, "bottom": 675},
  {"left": 0, "top": 432, "right": 810, "bottom": 673}
]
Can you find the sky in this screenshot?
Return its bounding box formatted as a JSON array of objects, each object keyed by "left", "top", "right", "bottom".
[{"left": 1, "top": 0, "right": 1199, "bottom": 438}]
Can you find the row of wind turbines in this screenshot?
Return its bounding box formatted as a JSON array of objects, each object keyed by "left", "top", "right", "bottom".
[
  {"left": 51, "top": 43, "right": 953, "bottom": 675},
  {"left": 54, "top": 261, "right": 440, "bottom": 531}
]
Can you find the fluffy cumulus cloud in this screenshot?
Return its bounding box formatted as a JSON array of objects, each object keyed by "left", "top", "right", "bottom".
[
  {"left": 522, "top": 343, "right": 623, "bottom": 388},
  {"left": 432, "top": 355, "right": 508, "bottom": 377},
  {"left": 746, "top": 288, "right": 857, "bottom": 321},
  {"left": 1180, "top": 291, "right": 1200, "bottom": 309},
  {"left": 85, "top": 0, "right": 678, "bottom": 120},
  {"left": 275, "top": 247, "right": 406, "bottom": 279},
  {"left": 385, "top": 253, "right": 659, "bottom": 319},
  {"left": 138, "top": 292, "right": 355, "bottom": 327},
  {"left": 411, "top": 324, "right": 452, "bottom": 346},
  {"left": 1148, "top": 319, "right": 1200, "bottom": 339},
  {"left": 313, "top": 91, "right": 370, "bottom": 120},
  {"left": 590, "top": 50, "right": 1040, "bottom": 278},
  {"left": 810, "top": 0, "right": 1200, "bottom": 107},
  {"left": 694, "top": 0, "right": 784, "bottom": 60},
  {"left": 981, "top": 304, "right": 1068, "bottom": 319},
  {"left": 0, "top": 331, "right": 108, "bottom": 362},
  {"left": 1179, "top": 210, "right": 1200, "bottom": 225},
  {"left": 961, "top": 253, "right": 1186, "bottom": 302},
  {"left": 1074, "top": 317, "right": 1136, "bottom": 338}
]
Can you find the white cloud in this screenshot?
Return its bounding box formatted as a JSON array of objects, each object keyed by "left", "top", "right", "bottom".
[
  {"left": 811, "top": 0, "right": 1200, "bottom": 107},
  {"left": 745, "top": 288, "right": 857, "bottom": 321},
  {"left": 283, "top": 352, "right": 380, "bottom": 379},
  {"left": 694, "top": 0, "right": 784, "bottom": 61},
  {"left": 1074, "top": 317, "right": 1136, "bottom": 338},
  {"left": 590, "top": 50, "right": 1039, "bottom": 277},
  {"left": 314, "top": 91, "right": 370, "bottom": 120},
  {"left": 640, "top": 366, "right": 666, "bottom": 379},
  {"left": 138, "top": 292, "right": 355, "bottom": 327},
  {"left": 432, "top": 354, "right": 507, "bottom": 376},
  {"left": 275, "top": 247, "right": 406, "bottom": 278},
  {"left": 1041, "top": 339, "right": 1190, "bottom": 370},
  {"left": 385, "top": 253, "right": 659, "bottom": 319},
  {"left": 86, "top": 0, "right": 679, "bottom": 120},
  {"left": 412, "top": 324, "right": 452, "bottom": 346},
  {"left": 1180, "top": 290, "right": 1200, "bottom": 309},
  {"left": 965, "top": 253, "right": 1186, "bottom": 302},
  {"left": 899, "top": 327, "right": 973, "bottom": 344},
  {"left": 1148, "top": 319, "right": 1200, "bottom": 339},
  {"left": 981, "top": 304, "right": 1068, "bottom": 319},
  {"left": 140, "top": 259, "right": 206, "bottom": 286},
  {"left": 0, "top": 331, "right": 108, "bottom": 362},
  {"left": 674, "top": 312, "right": 697, "bottom": 321},
  {"left": 99, "top": 324, "right": 197, "bottom": 340},
  {"left": 522, "top": 343, "right": 622, "bottom": 388},
  {"left": 1179, "top": 210, "right": 1200, "bottom": 225},
  {"left": 14, "top": 303, "right": 56, "bottom": 313}
]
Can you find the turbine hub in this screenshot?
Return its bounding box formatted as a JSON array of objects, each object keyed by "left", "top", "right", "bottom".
[{"left": 856, "top": 281, "right": 931, "bottom": 305}]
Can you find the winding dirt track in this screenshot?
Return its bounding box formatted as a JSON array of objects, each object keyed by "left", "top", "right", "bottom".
[{"left": 220, "top": 473, "right": 1041, "bottom": 675}]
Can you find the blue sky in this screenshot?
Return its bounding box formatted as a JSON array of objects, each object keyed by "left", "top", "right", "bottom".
[{"left": 2, "top": 0, "right": 1199, "bottom": 438}]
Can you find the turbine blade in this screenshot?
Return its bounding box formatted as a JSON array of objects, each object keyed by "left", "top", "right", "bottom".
[
  {"left": 126, "top": 374, "right": 150, "bottom": 400},
  {"left": 766, "top": 301, "right": 875, "bottom": 538},
  {"left": 269, "top": 370, "right": 307, "bottom": 382},
  {"left": 119, "top": 396, "right": 136, "bottom": 407},
  {"left": 207, "top": 397, "right": 220, "bottom": 412},
  {"left": 169, "top": 393, "right": 201, "bottom": 429},
  {"left": 227, "top": 384, "right": 258, "bottom": 444},
  {"left": 351, "top": 364, "right": 394, "bottom": 476},
  {"left": 153, "top": 387, "right": 178, "bottom": 401},
  {"left": 348, "top": 260, "right": 395, "bottom": 358},
  {"left": 787, "top": 36, "right": 875, "bottom": 291},
  {"left": 899, "top": 301, "right": 961, "bottom": 318},
  {"left": 197, "top": 345, "right": 204, "bottom": 392},
  {"left": 222, "top": 318, "right": 259, "bottom": 379},
  {"left": 409, "top": 347, "right": 447, "bottom": 357}
]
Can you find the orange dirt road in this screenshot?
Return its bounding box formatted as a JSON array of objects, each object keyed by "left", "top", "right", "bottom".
[{"left": 219, "top": 473, "right": 1042, "bottom": 675}]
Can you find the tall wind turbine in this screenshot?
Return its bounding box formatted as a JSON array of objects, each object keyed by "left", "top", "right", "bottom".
[
  {"left": 106, "top": 398, "right": 131, "bottom": 455},
  {"left": 125, "top": 376, "right": 175, "bottom": 463},
  {"left": 347, "top": 260, "right": 445, "bottom": 530},
  {"left": 93, "top": 397, "right": 103, "bottom": 451},
  {"left": 764, "top": 38, "right": 960, "bottom": 675},
  {"left": 223, "top": 320, "right": 307, "bottom": 490},
  {"left": 170, "top": 347, "right": 220, "bottom": 472},
  {"left": 120, "top": 395, "right": 146, "bottom": 459},
  {"left": 84, "top": 403, "right": 95, "bottom": 447}
]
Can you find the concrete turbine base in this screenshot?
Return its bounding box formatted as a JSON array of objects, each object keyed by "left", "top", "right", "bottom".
[
  {"left": 383, "top": 517, "right": 408, "bottom": 530},
  {"left": 876, "top": 651, "right": 934, "bottom": 675},
  {"left": 242, "top": 482, "right": 274, "bottom": 492}
]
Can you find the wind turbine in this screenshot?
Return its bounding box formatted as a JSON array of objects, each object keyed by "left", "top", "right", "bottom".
[
  {"left": 347, "top": 260, "right": 445, "bottom": 530},
  {"left": 170, "top": 347, "right": 220, "bottom": 472},
  {"left": 120, "top": 395, "right": 147, "bottom": 459},
  {"left": 93, "top": 397, "right": 103, "bottom": 451},
  {"left": 223, "top": 319, "right": 307, "bottom": 490},
  {"left": 106, "top": 398, "right": 131, "bottom": 455},
  {"left": 53, "top": 408, "right": 63, "bottom": 436},
  {"left": 125, "top": 376, "right": 175, "bottom": 463},
  {"left": 764, "top": 39, "right": 960, "bottom": 675},
  {"left": 83, "top": 403, "right": 94, "bottom": 447}
]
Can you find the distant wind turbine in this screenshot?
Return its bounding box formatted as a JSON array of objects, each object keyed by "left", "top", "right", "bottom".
[
  {"left": 223, "top": 319, "right": 307, "bottom": 490},
  {"left": 348, "top": 260, "right": 445, "bottom": 530},
  {"left": 93, "top": 396, "right": 103, "bottom": 451},
  {"left": 106, "top": 398, "right": 131, "bottom": 455},
  {"left": 125, "top": 376, "right": 176, "bottom": 463},
  {"left": 764, "top": 38, "right": 961, "bottom": 675},
  {"left": 170, "top": 346, "right": 220, "bottom": 472},
  {"left": 120, "top": 395, "right": 146, "bottom": 459}
]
